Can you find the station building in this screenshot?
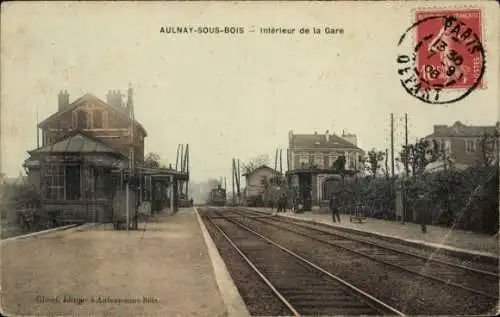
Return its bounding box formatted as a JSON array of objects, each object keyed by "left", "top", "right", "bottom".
[
  {"left": 286, "top": 129, "right": 365, "bottom": 211},
  {"left": 23, "top": 86, "right": 189, "bottom": 225}
]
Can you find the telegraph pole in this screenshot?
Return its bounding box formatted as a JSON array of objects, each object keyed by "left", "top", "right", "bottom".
[
  {"left": 126, "top": 85, "right": 136, "bottom": 231},
  {"left": 237, "top": 159, "right": 241, "bottom": 204},
  {"left": 232, "top": 159, "right": 236, "bottom": 204},
  {"left": 175, "top": 144, "right": 180, "bottom": 170},
  {"left": 275, "top": 148, "right": 278, "bottom": 171},
  {"left": 280, "top": 149, "right": 283, "bottom": 174},
  {"left": 36, "top": 110, "right": 40, "bottom": 148},
  {"left": 286, "top": 148, "right": 290, "bottom": 171},
  {"left": 385, "top": 149, "right": 389, "bottom": 179},
  {"left": 404, "top": 113, "right": 409, "bottom": 177},
  {"left": 391, "top": 113, "right": 395, "bottom": 178},
  {"left": 185, "top": 144, "right": 189, "bottom": 199},
  {"left": 402, "top": 113, "right": 409, "bottom": 224}
]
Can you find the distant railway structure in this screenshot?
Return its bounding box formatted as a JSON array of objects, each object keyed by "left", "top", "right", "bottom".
[{"left": 208, "top": 184, "right": 227, "bottom": 206}]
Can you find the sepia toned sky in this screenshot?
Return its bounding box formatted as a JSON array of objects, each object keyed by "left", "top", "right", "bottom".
[{"left": 1, "top": 1, "right": 498, "bottom": 183}]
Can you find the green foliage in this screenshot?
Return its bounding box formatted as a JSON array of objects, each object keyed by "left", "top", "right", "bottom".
[
  {"left": 366, "top": 149, "right": 385, "bottom": 178},
  {"left": 478, "top": 130, "right": 499, "bottom": 167},
  {"left": 332, "top": 155, "right": 346, "bottom": 173},
  {"left": 1, "top": 183, "right": 43, "bottom": 234},
  {"left": 144, "top": 152, "right": 161, "bottom": 168},
  {"left": 4, "top": 183, "right": 41, "bottom": 209},
  {"left": 399, "top": 138, "right": 441, "bottom": 176},
  {"left": 242, "top": 154, "right": 270, "bottom": 174},
  {"left": 338, "top": 165, "right": 498, "bottom": 234}
]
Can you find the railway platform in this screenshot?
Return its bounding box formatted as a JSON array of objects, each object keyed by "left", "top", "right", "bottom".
[
  {"left": 244, "top": 207, "right": 498, "bottom": 263},
  {"left": 1, "top": 208, "right": 247, "bottom": 317}
]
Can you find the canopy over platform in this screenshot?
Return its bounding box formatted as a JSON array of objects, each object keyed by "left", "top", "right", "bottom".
[
  {"left": 137, "top": 166, "right": 189, "bottom": 181},
  {"left": 286, "top": 168, "right": 357, "bottom": 176},
  {"left": 24, "top": 131, "right": 126, "bottom": 170},
  {"left": 28, "top": 130, "right": 123, "bottom": 157}
]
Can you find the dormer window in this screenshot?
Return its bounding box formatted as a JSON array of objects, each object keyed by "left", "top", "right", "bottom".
[
  {"left": 93, "top": 109, "right": 103, "bottom": 129},
  {"left": 73, "top": 110, "right": 88, "bottom": 129}
]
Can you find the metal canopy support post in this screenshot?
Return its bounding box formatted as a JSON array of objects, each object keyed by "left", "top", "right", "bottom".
[
  {"left": 149, "top": 175, "right": 153, "bottom": 202},
  {"left": 170, "top": 175, "right": 174, "bottom": 211},
  {"left": 126, "top": 182, "right": 129, "bottom": 232}
]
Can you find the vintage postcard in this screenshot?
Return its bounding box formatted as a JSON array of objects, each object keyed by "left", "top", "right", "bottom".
[{"left": 1, "top": 1, "right": 498, "bottom": 316}]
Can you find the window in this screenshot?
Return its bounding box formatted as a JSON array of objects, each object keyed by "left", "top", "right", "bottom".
[
  {"left": 83, "top": 167, "right": 95, "bottom": 200},
  {"left": 260, "top": 176, "right": 267, "bottom": 186},
  {"left": 93, "top": 110, "right": 103, "bottom": 129},
  {"left": 43, "top": 164, "right": 86, "bottom": 200},
  {"left": 314, "top": 155, "right": 323, "bottom": 168},
  {"left": 103, "top": 111, "right": 109, "bottom": 128},
  {"left": 444, "top": 139, "right": 452, "bottom": 154},
  {"left": 299, "top": 154, "right": 309, "bottom": 165},
  {"left": 43, "top": 165, "right": 65, "bottom": 200},
  {"left": 66, "top": 165, "right": 81, "bottom": 200},
  {"left": 437, "top": 139, "right": 451, "bottom": 154},
  {"left": 466, "top": 139, "right": 476, "bottom": 153},
  {"left": 346, "top": 153, "right": 354, "bottom": 169},
  {"left": 74, "top": 110, "right": 88, "bottom": 129},
  {"left": 329, "top": 154, "right": 339, "bottom": 168},
  {"left": 44, "top": 134, "right": 56, "bottom": 146}
]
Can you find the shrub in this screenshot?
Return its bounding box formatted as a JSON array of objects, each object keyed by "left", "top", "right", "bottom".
[{"left": 336, "top": 166, "right": 498, "bottom": 234}]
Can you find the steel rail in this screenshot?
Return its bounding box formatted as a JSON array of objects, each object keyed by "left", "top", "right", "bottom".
[
  {"left": 238, "top": 207, "right": 499, "bottom": 277},
  {"left": 231, "top": 208, "right": 498, "bottom": 300},
  {"left": 204, "top": 215, "right": 301, "bottom": 317},
  {"left": 210, "top": 211, "right": 406, "bottom": 316}
]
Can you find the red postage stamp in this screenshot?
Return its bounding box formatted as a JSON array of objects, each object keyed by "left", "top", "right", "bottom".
[
  {"left": 396, "top": 8, "right": 485, "bottom": 104},
  {"left": 415, "top": 8, "right": 484, "bottom": 90}
]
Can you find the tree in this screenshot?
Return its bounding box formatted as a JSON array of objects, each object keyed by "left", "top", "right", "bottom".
[
  {"left": 144, "top": 152, "right": 161, "bottom": 169},
  {"left": 242, "top": 154, "right": 270, "bottom": 174},
  {"left": 366, "top": 149, "right": 385, "bottom": 179},
  {"left": 478, "top": 130, "right": 499, "bottom": 167},
  {"left": 399, "top": 139, "right": 440, "bottom": 176},
  {"left": 332, "top": 155, "right": 347, "bottom": 184},
  {"left": 332, "top": 155, "right": 346, "bottom": 172}
]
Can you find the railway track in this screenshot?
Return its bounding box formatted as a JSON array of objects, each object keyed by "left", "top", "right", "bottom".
[
  {"left": 228, "top": 208, "right": 499, "bottom": 300},
  {"left": 204, "top": 210, "right": 405, "bottom": 316}
]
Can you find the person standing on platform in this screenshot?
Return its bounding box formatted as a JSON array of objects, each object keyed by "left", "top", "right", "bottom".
[
  {"left": 330, "top": 193, "right": 341, "bottom": 223},
  {"left": 279, "top": 192, "right": 288, "bottom": 213},
  {"left": 418, "top": 193, "right": 428, "bottom": 233}
]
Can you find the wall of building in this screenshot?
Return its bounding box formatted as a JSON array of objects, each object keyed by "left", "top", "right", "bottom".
[
  {"left": 42, "top": 105, "right": 146, "bottom": 161},
  {"left": 27, "top": 170, "right": 41, "bottom": 191},
  {"left": 43, "top": 201, "right": 112, "bottom": 223},
  {"left": 290, "top": 149, "right": 361, "bottom": 170},
  {"left": 427, "top": 136, "right": 493, "bottom": 167},
  {"left": 245, "top": 168, "right": 277, "bottom": 198}
]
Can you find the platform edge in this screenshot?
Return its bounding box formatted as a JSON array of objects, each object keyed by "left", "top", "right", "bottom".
[
  {"left": 242, "top": 207, "right": 498, "bottom": 265},
  {"left": 0, "top": 224, "right": 81, "bottom": 245},
  {"left": 194, "top": 207, "right": 251, "bottom": 317}
]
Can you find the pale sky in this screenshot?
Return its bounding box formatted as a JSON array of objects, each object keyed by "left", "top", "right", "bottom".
[{"left": 1, "top": 1, "right": 498, "bottom": 183}]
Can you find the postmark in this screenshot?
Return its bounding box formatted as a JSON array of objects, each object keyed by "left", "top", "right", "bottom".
[{"left": 396, "top": 9, "right": 485, "bottom": 104}]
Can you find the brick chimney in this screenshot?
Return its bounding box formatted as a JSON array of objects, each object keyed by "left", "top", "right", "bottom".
[
  {"left": 126, "top": 83, "right": 134, "bottom": 115},
  {"left": 58, "top": 90, "right": 69, "bottom": 110},
  {"left": 106, "top": 90, "right": 123, "bottom": 108}
]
